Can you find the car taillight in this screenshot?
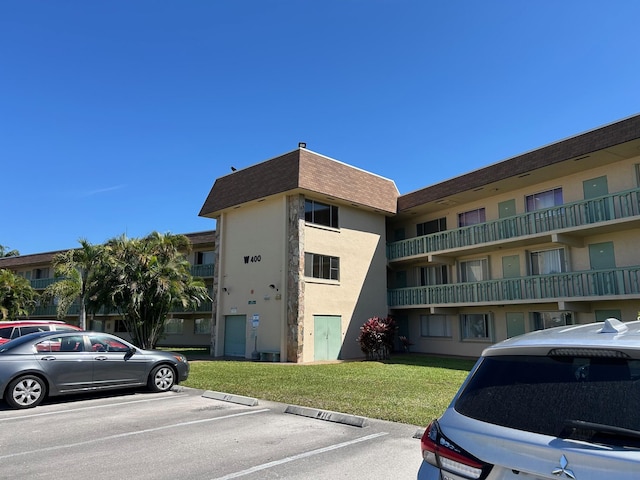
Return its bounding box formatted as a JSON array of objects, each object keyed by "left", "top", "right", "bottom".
[{"left": 420, "top": 420, "right": 490, "bottom": 480}]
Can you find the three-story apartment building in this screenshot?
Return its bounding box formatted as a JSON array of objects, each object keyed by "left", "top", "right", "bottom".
[
  {"left": 3, "top": 115, "right": 640, "bottom": 360},
  {"left": 385, "top": 114, "right": 640, "bottom": 357}
]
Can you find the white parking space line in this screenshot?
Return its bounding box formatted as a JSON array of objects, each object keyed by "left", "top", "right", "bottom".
[
  {"left": 0, "top": 393, "right": 190, "bottom": 422},
  {"left": 0, "top": 408, "right": 271, "bottom": 460},
  {"left": 211, "top": 432, "right": 389, "bottom": 480}
]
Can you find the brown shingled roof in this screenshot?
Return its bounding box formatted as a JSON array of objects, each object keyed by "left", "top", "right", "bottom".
[
  {"left": 398, "top": 114, "right": 640, "bottom": 211},
  {"left": 199, "top": 149, "right": 398, "bottom": 217},
  {"left": 0, "top": 231, "right": 216, "bottom": 270}
]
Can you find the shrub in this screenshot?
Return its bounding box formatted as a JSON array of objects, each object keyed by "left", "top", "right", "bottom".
[{"left": 357, "top": 316, "right": 397, "bottom": 360}]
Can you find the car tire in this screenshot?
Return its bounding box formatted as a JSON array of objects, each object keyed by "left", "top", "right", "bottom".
[
  {"left": 5, "top": 375, "right": 46, "bottom": 409},
  {"left": 148, "top": 365, "right": 176, "bottom": 392}
]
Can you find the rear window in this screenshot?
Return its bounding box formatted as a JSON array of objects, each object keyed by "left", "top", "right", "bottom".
[
  {"left": 0, "top": 327, "right": 13, "bottom": 339},
  {"left": 455, "top": 355, "right": 640, "bottom": 443}
]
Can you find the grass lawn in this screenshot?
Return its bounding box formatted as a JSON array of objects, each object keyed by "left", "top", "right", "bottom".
[{"left": 177, "top": 351, "right": 476, "bottom": 426}]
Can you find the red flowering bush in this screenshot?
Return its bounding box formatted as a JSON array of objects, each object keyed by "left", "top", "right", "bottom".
[{"left": 357, "top": 316, "right": 397, "bottom": 360}]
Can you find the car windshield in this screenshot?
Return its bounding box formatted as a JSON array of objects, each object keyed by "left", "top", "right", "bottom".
[{"left": 455, "top": 354, "right": 640, "bottom": 447}]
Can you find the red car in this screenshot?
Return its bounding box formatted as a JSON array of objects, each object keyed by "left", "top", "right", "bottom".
[{"left": 0, "top": 320, "right": 82, "bottom": 345}]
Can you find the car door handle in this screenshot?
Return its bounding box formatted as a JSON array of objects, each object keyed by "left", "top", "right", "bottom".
[
  {"left": 94, "top": 356, "right": 108, "bottom": 361},
  {"left": 40, "top": 356, "right": 56, "bottom": 361}
]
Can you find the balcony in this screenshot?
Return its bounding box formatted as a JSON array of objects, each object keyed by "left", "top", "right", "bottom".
[
  {"left": 388, "top": 187, "right": 640, "bottom": 262},
  {"left": 190, "top": 263, "right": 214, "bottom": 277},
  {"left": 171, "top": 301, "right": 213, "bottom": 313},
  {"left": 29, "top": 263, "right": 214, "bottom": 290},
  {"left": 388, "top": 267, "right": 640, "bottom": 308},
  {"left": 29, "top": 277, "right": 60, "bottom": 289}
]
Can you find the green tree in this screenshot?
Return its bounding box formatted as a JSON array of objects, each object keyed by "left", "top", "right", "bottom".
[
  {"left": 0, "top": 269, "right": 37, "bottom": 320},
  {"left": 0, "top": 245, "right": 19, "bottom": 257},
  {"left": 92, "top": 232, "right": 210, "bottom": 348},
  {"left": 42, "top": 239, "right": 103, "bottom": 330}
]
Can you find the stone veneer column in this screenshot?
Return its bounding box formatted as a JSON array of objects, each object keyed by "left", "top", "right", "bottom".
[
  {"left": 286, "top": 194, "right": 304, "bottom": 362},
  {"left": 209, "top": 228, "right": 220, "bottom": 356}
]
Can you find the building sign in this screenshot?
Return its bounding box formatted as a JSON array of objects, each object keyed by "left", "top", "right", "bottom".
[{"left": 244, "top": 255, "right": 262, "bottom": 264}]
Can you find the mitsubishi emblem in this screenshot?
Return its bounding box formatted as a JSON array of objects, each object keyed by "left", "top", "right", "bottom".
[{"left": 552, "top": 455, "right": 576, "bottom": 479}]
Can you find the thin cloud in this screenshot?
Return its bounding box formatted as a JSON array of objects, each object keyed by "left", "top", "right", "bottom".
[{"left": 80, "top": 185, "right": 127, "bottom": 197}]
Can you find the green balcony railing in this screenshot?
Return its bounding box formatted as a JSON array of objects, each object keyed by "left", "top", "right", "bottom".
[
  {"left": 387, "top": 187, "right": 640, "bottom": 261},
  {"left": 171, "top": 301, "right": 213, "bottom": 314},
  {"left": 29, "top": 263, "right": 214, "bottom": 290},
  {"left": 191, "top": 263, "right": 214, "bottom": 277},
  {"left": 29, "top": 277, "right": 61, "bottom": 289},
  {"left": 388, "top": 267, "right": 640, "bottom": 307}
]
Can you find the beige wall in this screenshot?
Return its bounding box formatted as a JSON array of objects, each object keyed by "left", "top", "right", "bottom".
[
  {"left": 215, "top": 197, "right": 286, "bottom": 358},
  {"left": 214, "top": 193, "right": 390, "bottom": 362},
  {"left": 302, "top": 205, "right": 389, "bottom": 361}
]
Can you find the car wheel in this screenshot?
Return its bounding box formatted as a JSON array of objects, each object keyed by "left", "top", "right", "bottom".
[
  {"left": 148, "top": 365, "right": 175, "bottom": 392},
  {"left": 5, "top": 375, "right": 46, "bottom": 409}
]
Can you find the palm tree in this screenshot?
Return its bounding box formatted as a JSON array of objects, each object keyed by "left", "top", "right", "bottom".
[
  {"left": 0, "top": 245, "right": 19, "bottom": 257},
  {"left": 93, "top": 232, "right": 210, "bottom": 348},
  {"left": 0, "top": 269, "right": 37, "bottom": 320},
  {"left": 43, "top": 239, "right": 103, "bottom": 330}
]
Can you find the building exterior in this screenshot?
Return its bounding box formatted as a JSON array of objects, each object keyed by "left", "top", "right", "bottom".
[
  {"left": 4, "top": 115, "right": 640, "bottom": 361},
  {"left": 385, "top": 114, "right": 640, "bottom": 358},
  {"left": 0, "top": 231, "right": 215, "bottom": 348},
  {"left": 199, "top": 149, "right": 399, "bottom": 362}
]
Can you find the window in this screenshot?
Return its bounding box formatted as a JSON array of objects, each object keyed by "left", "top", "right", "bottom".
[
  {"left": 33, "top": 268, "right": 49, "bottom": 279},
  {"left": 305, "top": 199, "right": 339, "bottom": 228},
  {"left": 165, "top": 318, "right": 184, "bottom": 335},
  {"left": 195, "top": 251, "right": 214, "bottom": 264},
  {"left": 194, "top": 318, "right": 210, "bottom": 334},
  {"left": 526, "top": 187, "right": 563, "bottom": 212},
  {"left": 455, "top": 354, "right": 640, "bottom": 440},
  {"left": 114, "top": 320, "right": 128, "bottom": 333},
  {"left": 458, "top": 208, "right": 486, "bottom": 227},
  {"left": 459, "top": 258, "right": 488, "bottom": 282},
  {"left": 417, "top": 217, "right": 446, "bottom": 236},
  {"left": 420, "top": 315, "right": 451, "bottom": 337},
  {"left": 420, "top": 265, "right": 448, "bottom": 286},
  {"left": 529, "top": 248, "right": 565, "bottom": 275},
  {"left": 461, "top": 313, "right": 493, "bottom": 340},
  {"left": 87, "top": 334, "right": 130, "bottom": 352},
  {"left": 304, "top": 253, "right": 339, "bottom": 280},
  {"left": 531, "top": 311, "right": 573, "bottom": 331}
]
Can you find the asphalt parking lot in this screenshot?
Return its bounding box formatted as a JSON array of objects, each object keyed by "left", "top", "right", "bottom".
[{"left": 0, "top": 386, "right": 423, "bottom": 479}]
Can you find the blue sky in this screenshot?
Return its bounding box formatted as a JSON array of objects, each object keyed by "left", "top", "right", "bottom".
[{"left": 2, "top": 1, "right": 639, "bottom": 255}]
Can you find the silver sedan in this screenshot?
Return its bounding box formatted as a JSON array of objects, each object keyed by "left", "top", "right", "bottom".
[{"left": 0, "top": 331, "right": 189, "bottom": 409}]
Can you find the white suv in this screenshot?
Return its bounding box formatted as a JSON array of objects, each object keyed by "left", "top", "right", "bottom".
[{"left": 418, "top": 318, "right": 640, "bottom": 479}]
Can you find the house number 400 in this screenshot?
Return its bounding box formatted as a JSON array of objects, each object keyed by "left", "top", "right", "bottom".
[{"left": 244, "top": 255, "right": 262, "bottom": 264}]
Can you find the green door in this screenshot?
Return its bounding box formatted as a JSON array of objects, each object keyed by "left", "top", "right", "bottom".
[
  {"left": 224, "top": 315, "right": 246, "bottom": 357},
  {"left": 498, "top": 199, "right": 517, "bottom": 237},
  {"left": 498, "top": 199, "right": 516, "bottom": 218},
  {"left": 589, "top": 242, "right": 615, "bottom": 270},
  {"left": 589, "top": 242, "right": 617, "bottom": 295},
  {"left": 314, "top": 315, "right": 342, "bottom": 361},
  {"left": 583, "top": 176, "right": 610, "bottom": 221},
  {"left": 502, "top": 255, "right": 520, "bottom": 278},
  {"left": 506, "top": 312, "right": 525, "bottom": 338},
  {"left": 583, "top": 176, "right": 608, "bottom": 199}
]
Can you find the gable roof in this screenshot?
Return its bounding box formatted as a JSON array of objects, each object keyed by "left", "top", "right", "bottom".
[{"left": 199, "top": 149, "right": 399, "bottom": 217}]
